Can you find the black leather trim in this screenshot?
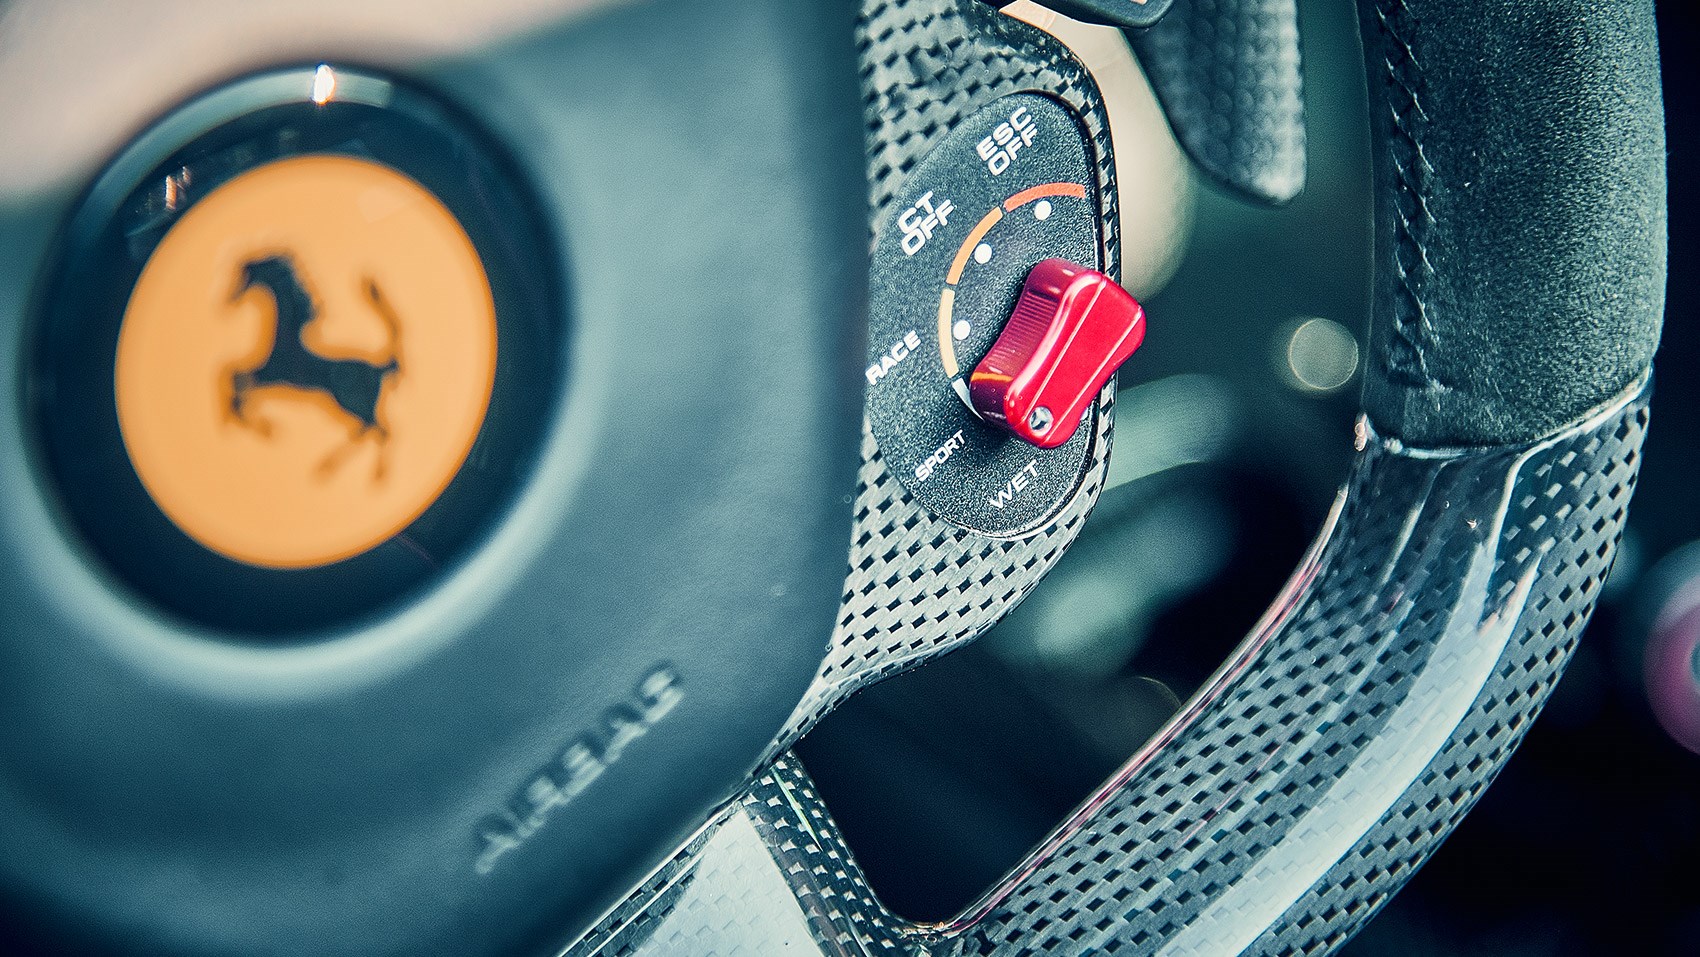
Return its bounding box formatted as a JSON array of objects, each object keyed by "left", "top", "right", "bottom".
[{"left": 1356, "top": 0, "right": 1665, "bottom": 446}]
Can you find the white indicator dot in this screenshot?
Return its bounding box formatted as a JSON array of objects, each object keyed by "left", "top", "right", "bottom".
[
  {"left": 974, "top": 243, "right": 993, "bottom": 264},
  {"left": 1034, "top": 200, "right": 1053, "bottom": 221},
  {"left": 952, "top": 320, "right": 971, "bottom": 341}
]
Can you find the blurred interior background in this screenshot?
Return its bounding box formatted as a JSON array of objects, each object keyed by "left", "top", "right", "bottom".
[{"left": 794, "top": 2, "right": 1700, "bottom": 953}]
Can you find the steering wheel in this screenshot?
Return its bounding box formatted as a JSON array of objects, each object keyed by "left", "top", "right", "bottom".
[{"left": 0, "top": 0, "right": 1664, "bottom": 954}]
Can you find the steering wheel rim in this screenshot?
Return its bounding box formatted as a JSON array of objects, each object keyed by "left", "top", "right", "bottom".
[
  {"left": 578, "top": 376, "right": 1647, "bottom": 956},
  {"left": 566, "top": 0, "right": 1666, "bottom": 953},
  {"left": 0, "top": 0, "right": 1664, "bottom": 954}
]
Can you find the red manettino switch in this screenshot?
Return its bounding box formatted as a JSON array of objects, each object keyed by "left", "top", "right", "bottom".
[{"left": 969, "top": 258, "right": 1146, "bottom": 448}]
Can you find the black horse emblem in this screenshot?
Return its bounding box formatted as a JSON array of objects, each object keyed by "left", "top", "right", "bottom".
[{"left": 228, "top": 255, "right": 401, "bottom": 478}]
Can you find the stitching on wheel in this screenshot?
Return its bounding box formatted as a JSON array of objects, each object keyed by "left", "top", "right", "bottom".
[{"left": 1376, "top": 0, "right": 1441, "bottom": 392}]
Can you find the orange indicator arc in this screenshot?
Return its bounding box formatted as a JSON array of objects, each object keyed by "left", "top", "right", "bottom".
[
  {"left": 1003, "top": 181, "right": 1087, "bottom": 212},
  {"left": 935, "top": 181, "right": 1087, "bottom": 386},
  {"left": 937, "top": 288, "right": 960, "bottom": 377}
]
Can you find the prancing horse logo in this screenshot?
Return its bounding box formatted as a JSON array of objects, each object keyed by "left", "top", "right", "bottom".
[
  {"left": 228, "top": 254, "right": 401, "bottom": 479},
  {"left": 114, "top": 154, "right": 496, "bottom": 570}
]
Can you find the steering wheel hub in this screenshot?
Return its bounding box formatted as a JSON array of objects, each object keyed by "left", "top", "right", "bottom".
[{"left": 34, "top": 66, "right": 556, "bottom": 631}]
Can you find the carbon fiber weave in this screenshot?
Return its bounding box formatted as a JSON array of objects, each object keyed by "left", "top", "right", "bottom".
[
  {"left": 572, "top": 379, "right": 1648, "bottom": 956},
  {"left": 774, "top": 0, "right": 1123, "bottom": 748},
  {"left": 571, "top": 751, "right": 914, "bottom": 957},
  {"left": 1249, "top": 413, "right": 1652, "bottom": 954},
  {"left": 950, "top": 387, "right": 1650, "bottom": 956},
  {"left": 1125, "top": 0, "right": 1306, "bottom": 204}
]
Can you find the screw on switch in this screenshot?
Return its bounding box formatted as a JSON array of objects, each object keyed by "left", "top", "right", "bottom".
[{"left": 969, "top": 259, "right": 1145, "bottom": 449}]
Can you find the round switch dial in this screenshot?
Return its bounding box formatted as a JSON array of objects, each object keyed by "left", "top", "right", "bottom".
[{"left": 865, "top": 93, "right": 1108, "bottom": 536}]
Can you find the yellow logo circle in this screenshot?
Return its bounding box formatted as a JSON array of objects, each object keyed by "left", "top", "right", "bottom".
[{"left": 114, "top": 155, "right": 498, "bottom": 569}]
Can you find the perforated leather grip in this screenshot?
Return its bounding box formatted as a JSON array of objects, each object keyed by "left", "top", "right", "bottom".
[{"left": 1357, "top": 0, "right": 1665, "bottom": 446}]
